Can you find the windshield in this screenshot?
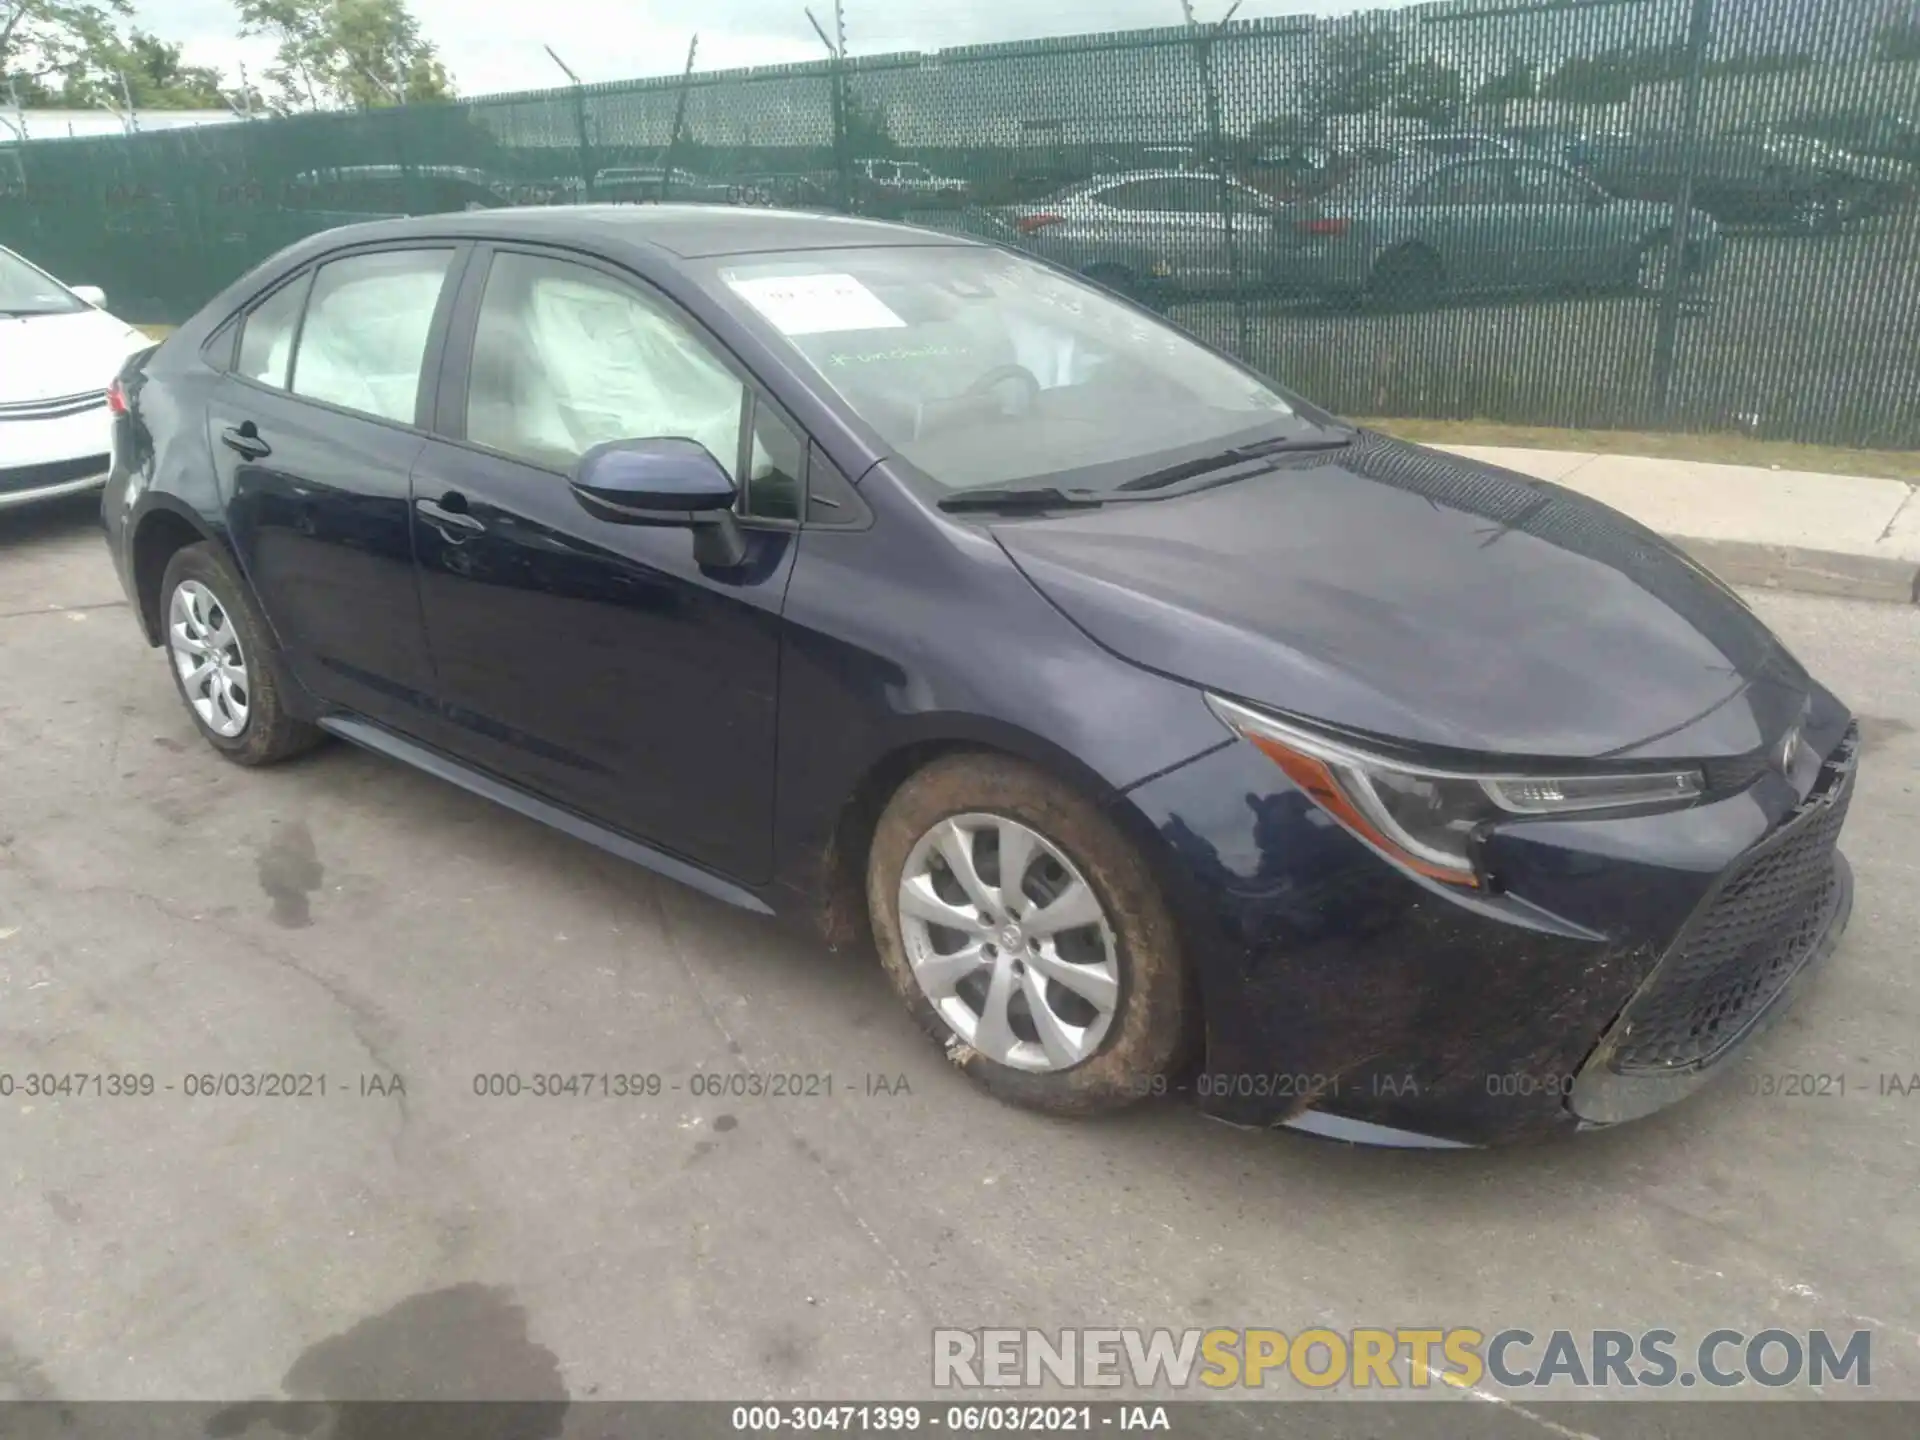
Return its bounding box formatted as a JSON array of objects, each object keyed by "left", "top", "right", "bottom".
[
  {"left": 710, "top": 246, "right": 1300, "bottom": 492},
  {"left": 0, "top": 248, "right": 86, "bottom": 316}
]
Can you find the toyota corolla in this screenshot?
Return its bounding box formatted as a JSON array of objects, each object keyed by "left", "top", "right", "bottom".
[{"left": 100, "top": 207, "right": 1857, "bottom": 1147}]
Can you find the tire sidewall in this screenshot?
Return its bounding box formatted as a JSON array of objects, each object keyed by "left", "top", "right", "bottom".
[
  {"left": 866, "top": 753, "right": 1190, "bottom": 1114},
  {"left": 159, "top": 543, "right": 306, "bottom": 764}
]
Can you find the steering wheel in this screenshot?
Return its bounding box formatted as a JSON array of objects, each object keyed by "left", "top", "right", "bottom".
[{"left": 964, "top": 364, "right": 1042, "bottom": 412}]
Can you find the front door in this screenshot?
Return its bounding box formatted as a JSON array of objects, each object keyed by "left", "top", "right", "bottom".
[
  {"left": 1408, "top": 159, "right": 1521, "bottom": 292},
  {"left": 211, "top": 244, "right": 461, "bottom": 730},
  {"left": 409, "top": 246, "right": 803, "bottom": 884}
]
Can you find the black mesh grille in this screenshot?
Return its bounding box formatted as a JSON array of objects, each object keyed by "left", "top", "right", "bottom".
[
  {"left": 0, "top": 454, "right": 110, "bottom": 496},
  {"left": 1608, "top": 725, "right": 1857, "bottom": 1075}
]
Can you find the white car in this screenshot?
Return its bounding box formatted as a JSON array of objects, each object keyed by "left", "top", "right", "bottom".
[{"left": 0, "top": 246, "right": 153, "bottom": 512}]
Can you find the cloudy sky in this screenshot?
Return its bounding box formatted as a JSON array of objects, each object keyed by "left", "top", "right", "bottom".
[{"left": 133, "top": 0, "right": 1409, "bottom": 98}]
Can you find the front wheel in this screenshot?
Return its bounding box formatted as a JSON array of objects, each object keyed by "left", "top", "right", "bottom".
[
  {"left": 866, "top": 753, "right": 1192, "bottom": 1115},
  {"left": 161, "top": 543, "right": 323, "bottom": 766}
]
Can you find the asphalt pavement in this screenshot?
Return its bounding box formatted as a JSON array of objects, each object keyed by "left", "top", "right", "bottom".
[{"left": 2, "top": 493, "right": 1918, "bottom": 1423}]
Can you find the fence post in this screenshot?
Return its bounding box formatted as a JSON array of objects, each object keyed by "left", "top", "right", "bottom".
[
  {"left": 806, "top": 5, "right": 853, "bottom": 213},
  {"left": 573, "top": 88, "right": 596, "bottom": 200},
  {"left": 661, "top": 35, "right": 699, "bottom": 203},
  {"left": 1649, "top": 0, "right": 1715, "bottom": 426},
  {"left": 1187, "top": 2, "right": 1248, "bottom": 357}
]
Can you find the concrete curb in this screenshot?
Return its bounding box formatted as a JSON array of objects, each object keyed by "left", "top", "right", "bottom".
[
  {"left": 1666, "top": 537, "right": 1920, "bottom": 607},
  {"left": 1432, "top": 444, "right": 1920, "bottom": 606}
]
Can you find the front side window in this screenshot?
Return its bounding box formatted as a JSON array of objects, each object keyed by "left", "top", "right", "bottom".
[
  {"left": 712, "top": 246, "right": 1300, "bottom": 494},
  {"left": 1415, "top": 162, "right": 1509, "bottom": 206},
  {"left": 291, "top": 248, "right": 453, "bottom": 423},
  {"left": 465, "top": 251, "right": 746, "bottom": 478},
  {"left": 236, "top": 275, "right": 307, "bottom": 389}
]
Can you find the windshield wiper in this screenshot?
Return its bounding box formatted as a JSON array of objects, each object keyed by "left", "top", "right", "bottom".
[
  {"left": 938, "top": 486, "right": 1107, "bottom": 514},
  {"left": 1117, "top": 432, "right": 1354, "bottom": 493}
]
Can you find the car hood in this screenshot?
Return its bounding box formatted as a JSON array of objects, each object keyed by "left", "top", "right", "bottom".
[
  {"left": 0, "top": 307, "right": 149, "bottom": 403},
  {"left": 990, "top": 434, "right": 1811, "bottom": 762}
]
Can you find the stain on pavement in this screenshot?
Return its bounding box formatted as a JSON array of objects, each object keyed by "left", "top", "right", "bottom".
[
  {"left": 258, "top": 820, "right": 325, "bottom": 928},
  {"left": 204, "top": 1284, "right": 567, "bottom": 1439}
]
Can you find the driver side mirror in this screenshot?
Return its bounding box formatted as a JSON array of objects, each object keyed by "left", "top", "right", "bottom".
[
  {"left": 71, "top": 284, "right": 108, "bottom": 308},
  {"left": 569, "top": 437, "right": 747, "bottom": 568}
]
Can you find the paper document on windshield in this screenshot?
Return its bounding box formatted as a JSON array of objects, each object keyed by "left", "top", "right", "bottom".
[{"left": 726, "top": 273, "right": 906, "bottom": 335}]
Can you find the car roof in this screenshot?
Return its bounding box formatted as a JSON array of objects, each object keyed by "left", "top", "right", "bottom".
[{"left": 294, "top": 203, "right": 977, "bottom": 259}]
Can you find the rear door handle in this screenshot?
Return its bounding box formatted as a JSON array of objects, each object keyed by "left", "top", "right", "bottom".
[
  {"left": 220, "top": 423, "right": 271, "bottom": 460},
  {"left": 417, "top": 493, "right": 485, "bottom": 538}
]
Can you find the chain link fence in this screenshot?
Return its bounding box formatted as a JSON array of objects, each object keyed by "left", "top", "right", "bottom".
[{"left": 5, "top": 0, "right": 1918, "bottom": 447}]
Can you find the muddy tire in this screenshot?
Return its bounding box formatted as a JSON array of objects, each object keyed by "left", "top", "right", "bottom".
[
  {"left": 160, "top": 542, "right": 323, "bottom": 766},
  {"left": 866, "top": 752, "right": 1191, "bottom": 1115}
]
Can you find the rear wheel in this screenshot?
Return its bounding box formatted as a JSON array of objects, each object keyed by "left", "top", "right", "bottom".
[
  {"left": 866, "top": 753, "right": 1191, "bottom": 1115},
  {"left": 161, "top": 543, "right": 322, "bottom": 766},
  {"left": 1368, "top": 246, "right": 1443, "bottom": 310}
]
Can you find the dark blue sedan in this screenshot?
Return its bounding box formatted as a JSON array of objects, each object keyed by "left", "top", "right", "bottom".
[{"left": 100, "top": 206, "right": 1857, "bottom": 1147}]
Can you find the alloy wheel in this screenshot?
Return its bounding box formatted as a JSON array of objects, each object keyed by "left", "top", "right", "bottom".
[
  {"left": 168, "top": 579, "right": 250, "bottom": 738},
  {"left": 897, "top": 812, "right": 1120, "bottom": 1072}
]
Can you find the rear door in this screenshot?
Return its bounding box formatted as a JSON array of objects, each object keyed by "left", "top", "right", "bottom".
[
  {"left": 1507, "top": 160, "right": 1621, "bottom": 288},
  {"left": 209, "top": 242, "right": 464, "bottom": 732}
]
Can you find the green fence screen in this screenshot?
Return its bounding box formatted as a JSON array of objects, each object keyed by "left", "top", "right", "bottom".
[{"left": 5, "top": 0, "right": 1918, "bottom": 447}]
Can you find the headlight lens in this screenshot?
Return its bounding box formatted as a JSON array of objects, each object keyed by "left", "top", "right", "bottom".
[{"left": 1206, "top": 694, "right": 1704, "bottom": 888}]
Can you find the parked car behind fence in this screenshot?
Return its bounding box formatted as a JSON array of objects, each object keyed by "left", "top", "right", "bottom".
[
  {"left": 1274, "top": 155, "right": 1722, "bottom": 307},
  {"left": 1582, "top": 132, "right": 1913, "bottom": 232}
]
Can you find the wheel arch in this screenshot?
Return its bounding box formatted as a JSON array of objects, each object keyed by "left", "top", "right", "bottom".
[
  {"left": 801, "top": 713, "right": 1172, "bottom": 958},
  {"left": 130, "top": 499, "right": 219, "bottom": 647}
]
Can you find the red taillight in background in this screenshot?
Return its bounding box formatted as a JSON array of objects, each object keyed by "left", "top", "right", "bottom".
[
  {"left": 1015, "top": 213, "right": 1067, "bottom": 234},
  {"left": 1295, "top": 217, "right": 1351, "bottom": 237},
  {"left": 106, "top": 379, "right": 128, "bottom": 416}
]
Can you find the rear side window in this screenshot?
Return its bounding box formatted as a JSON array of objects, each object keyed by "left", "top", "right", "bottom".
[
  {"left": 291, "top": 249, "right": 454, "bottom": 424},
  {"left": 236, "top": 277, "right": 306, "bottom": 389}
]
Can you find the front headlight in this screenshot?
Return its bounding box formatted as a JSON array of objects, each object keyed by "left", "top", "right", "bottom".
[{"left": 1206, "top": 694, "right": 1704, "bottom": 889}]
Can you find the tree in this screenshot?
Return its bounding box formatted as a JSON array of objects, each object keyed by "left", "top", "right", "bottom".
[
  {"left": 1, "top": 0, "right": 130, "bottom": 91},
  {"left": 236, "top": 0, "right": 454, "bottom": 112},
  {"left": 1317, "top": 27, "right": 1402, "bottom": 116},
  {"left": 1475, "top": 57, "right": 1537, "bottom": 105},
  {"left": 1541, "top": 47, "right": 1686, "bottom": 106},
  {"left": 58, "top": 29, "right": 228, "bottom": 107},
  {"left": 1393, "top": 59, "right": 1464, "bottom": 127}
]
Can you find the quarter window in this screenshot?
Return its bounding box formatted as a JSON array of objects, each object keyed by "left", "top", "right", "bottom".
[
  {"left": 236, "top": 276, "right": 307, "bottom": 389},
  {"left": 290, "top": 248, "right": 454, "bottom": 423}
]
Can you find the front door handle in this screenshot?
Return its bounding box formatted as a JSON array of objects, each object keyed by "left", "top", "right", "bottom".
[
  {"left": 417, "top": 493, "right": 485, "bottom": 538},
  {"left": 220, "top": 422, "right": 271, "bottom": 460}
]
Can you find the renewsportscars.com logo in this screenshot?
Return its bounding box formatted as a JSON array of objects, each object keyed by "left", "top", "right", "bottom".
[{"left": 931, "top": 1327, "right": 1872, "bottom": 1392}]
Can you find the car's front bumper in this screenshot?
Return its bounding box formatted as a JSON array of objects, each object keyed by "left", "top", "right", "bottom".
[{"left": 1125, "top": 708, "right": 1858, "bottom": 1147}]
